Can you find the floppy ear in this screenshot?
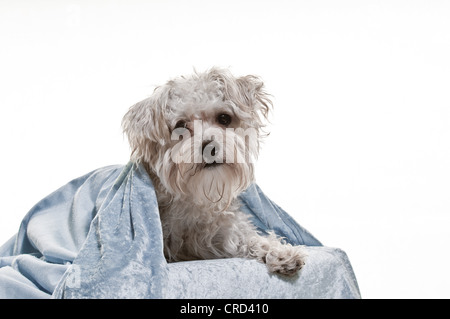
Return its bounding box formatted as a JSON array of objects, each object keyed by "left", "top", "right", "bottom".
[
  {"left": 235, "top": 75, "right": 272, "bottom": 122},
  {"left": 122, "top": 86, "right": 171, "bottom": 163}
]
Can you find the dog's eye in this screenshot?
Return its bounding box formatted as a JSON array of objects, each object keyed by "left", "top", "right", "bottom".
[
  {"left": 174, "top": 120, "right": 187, "bottom": 130},
  {"left": 217, "top": 114, "right": 232, "bottom": 126}
]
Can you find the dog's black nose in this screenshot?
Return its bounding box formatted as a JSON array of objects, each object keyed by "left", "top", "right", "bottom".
[
  {"left": 202, "top": 140, "right": 221, "bottom": 166},
  {"left": 202, "top": 140, "right": 217, "bottom": 157}
]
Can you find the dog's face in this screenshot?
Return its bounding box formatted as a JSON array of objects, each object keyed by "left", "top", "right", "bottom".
[{"left": 122, "top": 68, "right": 272, "bottom": 210}]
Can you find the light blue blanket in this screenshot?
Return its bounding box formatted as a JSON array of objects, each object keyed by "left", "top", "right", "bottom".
[{"left": 0, "top": 162, "right": 360, "bottom": 298}]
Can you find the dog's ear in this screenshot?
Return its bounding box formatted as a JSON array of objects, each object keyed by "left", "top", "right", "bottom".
[
  {"left": 122, "top": 86, "right": 170, "bottom": 163},
  {"left": 235, "top": 75, "right": 272, "bottom": 121}
]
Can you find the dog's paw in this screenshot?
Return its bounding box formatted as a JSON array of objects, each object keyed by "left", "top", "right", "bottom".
[{"left": 264, "top": 245, "right": 307, "bottom": 277}]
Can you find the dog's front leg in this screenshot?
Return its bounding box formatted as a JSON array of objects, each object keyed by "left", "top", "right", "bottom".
[{"left": 244, "top": 232, "right": 307, "bottom": 277}]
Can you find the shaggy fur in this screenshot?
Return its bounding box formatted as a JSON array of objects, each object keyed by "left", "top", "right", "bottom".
[{"left": 122, "top": 67, "right": 306, "bottom": 276}]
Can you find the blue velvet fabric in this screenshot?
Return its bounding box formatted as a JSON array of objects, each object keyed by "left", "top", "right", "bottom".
[{"left": 0, "top": 162, "right": 360, "bottom": 298}]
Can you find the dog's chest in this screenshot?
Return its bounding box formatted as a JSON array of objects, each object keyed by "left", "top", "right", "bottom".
[{"left": 159, "top": 205, "right": 243, "bottom": 261}]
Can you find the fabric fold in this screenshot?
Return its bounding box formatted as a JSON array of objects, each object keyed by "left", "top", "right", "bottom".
[{"left": 0, "top": 162, "right": 360, "bottom": 299}]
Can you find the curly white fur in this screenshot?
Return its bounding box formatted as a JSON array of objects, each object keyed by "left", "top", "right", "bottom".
[{"left": 122, "top": 67, "right": 306, "bottom": 276}]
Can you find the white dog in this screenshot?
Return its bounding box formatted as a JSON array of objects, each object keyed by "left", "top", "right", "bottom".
[{"left": 122, "top": 67, "right": 306, "bottom": 276}]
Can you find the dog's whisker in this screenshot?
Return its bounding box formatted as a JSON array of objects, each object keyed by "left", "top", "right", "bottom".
[
  {"left": 176, "top": 162, "right": 184, "bottom": 179},
  {"left": 193, "top": 163, "right": 203, "bottom": 176},
  {"left": 203, "top": 175, "right": 217, "bottom": 203},
  {"left": 186, "top": 163, "right": 198, "bottom": 177}
]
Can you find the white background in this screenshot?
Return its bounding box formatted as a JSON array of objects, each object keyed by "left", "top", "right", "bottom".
[{"left": 1, "top": 0, "right": 449, "bottom": 298}]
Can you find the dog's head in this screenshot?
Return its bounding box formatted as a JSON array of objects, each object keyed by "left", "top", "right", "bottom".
[{"left": 122, "top": 67, "right": 272, "bottom": 210}]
